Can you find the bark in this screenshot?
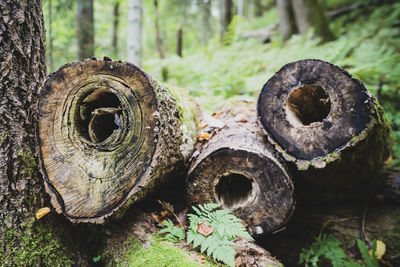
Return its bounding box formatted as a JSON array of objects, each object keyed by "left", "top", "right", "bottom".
[
  {"left": 254, "top": 0, "right": 263, "bottom": 17},
  {"left": 0, "top": 0, "right": 89, "bottom": 265},
  {"left": 201, "top": 0, "right": 212, "bottom": 43},
  {"left": 219, "top": 0, "right": 233, "bottom": 40},
  {"left": 76, "top": 0, "right": 94, "bottom": 59},
  {"left": 291, "top": 0, "right": 335, "bottom": 43},
  {"left": 37, "top": 58, "right": 199, "bottom": 223},
  {"left": 187, "top": 101, "right": 294, "bottom": 236},
  {"left": 257, "top": 59, "right": 393, "bottom": 198},
  {"left": 112, "top": 0, "right": 120, "bottom": 56},
  {"left": 127, "top": 0, "right": 142, "bottom": 66},
  {"left": 276, "top": 0, "right": 298, "bottom": 41},
  {"left": 154, "top": 0, "right": 164, "bottom": 59},
  {"left": 238, "top": 0, "right": 244, "bottom": 16}
]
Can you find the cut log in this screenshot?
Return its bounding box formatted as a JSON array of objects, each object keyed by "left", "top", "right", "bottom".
[
  {"left": 37, "top": 58, "right": 199, "bottom": 223},
  {"left": 186, "top": 101, "right": 295, "bottom": 236},
  {"left": 257, "top": 59, "right": 393, "bottom": 194}
]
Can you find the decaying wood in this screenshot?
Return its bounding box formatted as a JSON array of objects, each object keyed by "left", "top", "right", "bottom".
[
  {"left": 241, "top": 22, "right": 278, "bottom": 43},
  {"left": 37, "top": 58, "right": 198, "bottom": 223},
  {"left": 257, "top": 59, "right": 393, "bottom": 195},
  {"left": 187, "top": 101, "right": 294, "bottom": 236}
]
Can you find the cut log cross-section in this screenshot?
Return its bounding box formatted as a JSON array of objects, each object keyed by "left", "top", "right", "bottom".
[
  {"left": 186, "top": 102, "right": 295, "bottom": 236},
  {"left": 37, "top": 59, "right": 198, "bottom": 223},
  {"left": 257, "top": 59, "right": 393, "bottom": 193}
]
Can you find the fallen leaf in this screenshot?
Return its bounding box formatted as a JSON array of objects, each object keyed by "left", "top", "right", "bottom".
[
  {"left": 212, "top": 112, "right": 221, "bottom": 117},
  {"left": 369, "top": 240, "right": 386, "bottom": 260},
  {"left": 197, "top": 221, "right": 214, "bottom": 236},
  {"left": 198, "top": 132, "right": 211, "bottom": 141},
  {"left": 151, "top": 213, "right": 161, "bottom": 223},
  {"left": 35, "top": 207, "right": 50, "bottom": 220},
  {"left": 160, "top": 211, "right": 169, "bottom": 217},
  {"left": 158, "top": 200, "right": 174, "bottom": 213},
  {"left": 384, "top": 155, "right": 392, "bottom": 165},
  {"left": 196, "top": 255, "right": 205, "bottom": 264}
]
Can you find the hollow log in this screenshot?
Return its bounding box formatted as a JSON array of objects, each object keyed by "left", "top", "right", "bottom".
[
  {"left": 186, "top": 101, "right": 295, "bottom": 236},
  {"left": 257, "top": 59, "right": 393, "bottom": 194},
  {"left": 37, "top": 58, "right": 199, "bottom": 223}
]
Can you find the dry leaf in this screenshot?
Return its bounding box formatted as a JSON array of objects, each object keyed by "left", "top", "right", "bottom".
[
  {"left": 197, "top": 221, "right": 214, "bottom": 236},
  {"left": 35, "top": 207, "right": 50, "bottom": 220},
  {"left": 160, "top": 211, "right": 169, "bottom": 217},
  {"left": 384, "top": 155, "right": 392, "bottom": 165},
  {"left": 198, "top": 132, "right": 211, "bottom": 141},
  {"left": 212, "top": 112, "right": 221, "bottom": 117},
  {"left": 369, "top": 240, "right": 386, "bottom": 260},
  {"left": 158, "top": 200, "right": 174, "bottom": 213},
  {"left": 196, "top": 255, "right": 205, "bottom": 264}
]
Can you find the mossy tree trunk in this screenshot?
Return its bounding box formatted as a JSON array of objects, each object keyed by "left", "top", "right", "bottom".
[
  {"left": 187, "top": 101, "right": 294, "bottom": 236},
  {"left": 0, "top": 1, "right": 87, "bottom": 265},
  {"left": 257, "top": 59, "right": 393, "bottom": 199},
  {"left": 38, "top": 59, "right": 199, "bottom": 223}
]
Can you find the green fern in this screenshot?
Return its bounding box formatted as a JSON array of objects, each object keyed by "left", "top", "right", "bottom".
[
  {"left": 223, "top": 15, "right": 239, "bottom": 46},
  {"left": 187, "top": 203, "right": 253, "bottom": 267},
  {"left": 158, "top": 219, "right": 185, "bottom": 243}
]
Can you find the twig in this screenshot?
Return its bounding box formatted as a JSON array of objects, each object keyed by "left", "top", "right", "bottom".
[{"left": 318, "top": 217, "right": 355, "bottom": 238}]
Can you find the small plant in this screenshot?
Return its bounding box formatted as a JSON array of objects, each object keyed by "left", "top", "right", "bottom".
[
  {"left": 158, "top": 219, "right": 185, "bottom": 243},
  {"left": 299, "top": 234, "right": 380, "bottom": 267},
  {"left": 187, "top": 203, "right": 253, "bottom": 267},
  {"left": 158, "top": 203, "right": 253, "bottom": 267}
]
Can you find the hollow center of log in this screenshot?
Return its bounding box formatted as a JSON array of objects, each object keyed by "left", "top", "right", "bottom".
[
  {"left": 75, "top": 90, "right": 122, "bottom": 143},
  {"left": 286, "top": 85, "right": 331, "bottom": 125},
  {"left": 215, "top": 173, "right": 253, "bottom": 209}
]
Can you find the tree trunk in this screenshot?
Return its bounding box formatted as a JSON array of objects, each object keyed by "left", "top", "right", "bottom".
[
  {"left": 112, "top": 0, "right": 120, "bottom": 57},
  {"left": 291, "top": 0, "right": 335, "bottom": 43},
  {"left": 177, "top": 23, "right": 183, "bottom": 57},
  {"left": 186, "top": 101, "right": 294, "bottom": 236},
  {"left": 77, "top": 0, "right": 94, "bottom": 59},
  {"left": 257, "top": 59, "right": 393, "bottom": 198},
  {"left": 219, "top": 0, "right": 233, "bottom": 40},
  {"left": 201, "top": 0, "right": 212, "bottom": 44},
  {"left": 276, "top": 0, "right": 298, "bottom": 41},
  {"left": 238, "top": 0, "right": 244, "bottom": 16},
  {"left": 38, "top": 58, "right": 199, "bottom": 223},
  {"left": 127, "top": 0, "right": 142, "bottom": 66},
  {"left": 154, "top": 0, "right": 164, "bottom": 59},
  {"left": 254, "top": 0, "right": 263, "bottom": 17},
  {"left": 0, "top": 0, "right": 89, "bottom": 265}
]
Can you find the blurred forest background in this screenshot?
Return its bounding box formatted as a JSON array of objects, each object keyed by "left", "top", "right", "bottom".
[{"left": 43, "top": 0, "right": 400, "bottom": 165}]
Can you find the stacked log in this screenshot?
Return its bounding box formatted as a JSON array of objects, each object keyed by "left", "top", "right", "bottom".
[
  {"left": 186, "top": 101, "right": 295, "bottom": 236},
  {"left": 37, "top": 58, "right": 199, "bottom": 223},
  {"left": 257, "top": 59, "right": 393, "bottom": 196}
]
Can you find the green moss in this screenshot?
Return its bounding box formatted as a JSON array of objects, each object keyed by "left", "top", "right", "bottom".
[
  {"left": 108, "top": 238, "right": 219, "bottom": 267},
  {"left": 16, "top": 148, "right": 36, "bottom": 176},
  {"left": 0, "top": 130, "right": 8, "bottom": 145},
  {"left": 0, "top": 219, "right": 73, "bottom": 267}
]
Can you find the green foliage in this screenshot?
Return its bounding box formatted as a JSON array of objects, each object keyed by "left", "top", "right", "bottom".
[
  {"left": 299, "top": 234, "right": 380, "bottom": 267},
  {"left": 187, "top": 203, "right": 253, "bottom": 267},
  {"left": 113, "top": 238, "right": 216, "bottom": 267},
  {"left": 223, "top": 16, "right": 239, "bottom": 46},
  {"left": 158, "top": 219, "right": 185, "bottom": 243}
]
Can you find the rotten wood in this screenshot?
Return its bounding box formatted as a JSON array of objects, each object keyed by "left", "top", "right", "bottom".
[
  {"left": 186, "top": 101, "right": 295, "bottom": 236},
  {"left": 37, "top": 58, "right": 199, "bottom": 223},
  {"left": 257, "top": 59, "right": 393, "bottom": 196}
]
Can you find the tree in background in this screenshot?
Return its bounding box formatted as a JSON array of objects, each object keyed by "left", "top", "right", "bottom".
[
  {"left": 112, "top": 0, "right": 120, "bottom": 56},
  {"left": 127, "top": 0, "right": 143, "bottom": 66},
  {"left": 154, "top": 0, "right": 165, "bottom": 59},
  {"left": 277, "top": 0, "right": 334, "bottom": 42},
  {"left": 219, "top": 0, "right": 233, "bottom": 40},
  {"left": 77, "top": 0, "right": 94, "bottom": 59},
  {"left": 200, "top": 0, "right": 213, "bottom": 44}
]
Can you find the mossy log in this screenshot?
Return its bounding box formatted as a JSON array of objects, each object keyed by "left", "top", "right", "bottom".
[
  {"left": 37, "top": 58, "right": 198, "bottom": 223},
  {"left": 257, "top": 59, "right": 393, "bottom": 193},
  {"left": 186, "top": 101, "right": 294, "bottom": 236}
]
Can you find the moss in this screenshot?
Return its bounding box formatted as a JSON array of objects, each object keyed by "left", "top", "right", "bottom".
[
  {"left": 0, "top": 218, "right": 74, "bottom": 267},
  {"left": 16, "top": 148, "right": 36, "bottom": 176},
  {"left": 107, "top": 238, "right": 219, "bottom": 267},
  {"left": 0, "top": 130, "right": 8, "bottom": 145}
]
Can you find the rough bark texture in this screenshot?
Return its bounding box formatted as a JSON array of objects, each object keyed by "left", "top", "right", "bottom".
[
  {"left": 257, "top": 59, "right": 393, "bottom": 196},
  {"left": 187, "top": 101, "right": 294, "bottom": 236},
  {"left": 0, "top": 1, "right": 89, "bottom": 265},
  {"left": 291, "top": 0, "right": 335, "bottom": 42},
  {"left": 38, "top": 59, "right": 198, "bottom": 223},
  {"left": 127, "top": 0, "right": 142, "bottom": 66},
  {"left": 276, "top": 0, "right": 298, "bottom": 41},
  {"left": 76, "top": 0, "right": 94, "bottom": 60}
]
